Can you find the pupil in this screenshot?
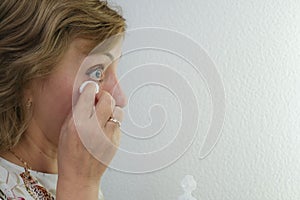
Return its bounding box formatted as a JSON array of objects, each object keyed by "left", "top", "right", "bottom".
[{"left": 95, "top": 70, "right": 101, "bottom": 78}]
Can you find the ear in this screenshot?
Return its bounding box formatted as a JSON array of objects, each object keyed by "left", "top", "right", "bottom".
[
  {"left": 22, "top": 82, "right": 36, "bottom": 105},
  {"left": 22, "top": 89, "right": 32, "bottom": 109}
]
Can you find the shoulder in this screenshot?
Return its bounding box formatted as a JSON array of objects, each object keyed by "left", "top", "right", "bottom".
[
  {"left": 0, "top": 158, "right": 24, "bottom": 187},
  {"left": 0, "top": 157, "right": 30, "bottom": 199},
  {"left": 0, "top": 157, "right": 105, "bottom": 200}
]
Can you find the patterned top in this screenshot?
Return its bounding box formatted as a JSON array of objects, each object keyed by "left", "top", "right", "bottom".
[{"left": 0, "top": 157, "right": 104, "bottom": 200}]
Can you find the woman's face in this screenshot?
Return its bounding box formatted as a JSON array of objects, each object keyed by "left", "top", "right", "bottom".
[{"left": 29, "top": 38, "right": 127, "bottom": 145}]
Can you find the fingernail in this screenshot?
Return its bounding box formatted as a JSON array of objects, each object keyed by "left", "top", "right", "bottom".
[{"left": 79, "top": 80, "right": 100, "bottom": 94}]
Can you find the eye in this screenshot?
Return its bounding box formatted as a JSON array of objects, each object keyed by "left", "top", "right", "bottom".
[{"left": 86, "top": 64, "right": 104, "bottom": 81}]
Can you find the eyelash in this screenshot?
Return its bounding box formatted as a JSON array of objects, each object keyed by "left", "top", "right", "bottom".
[{"left": 86, "top": 64, "right": 105, "bottom": 82}]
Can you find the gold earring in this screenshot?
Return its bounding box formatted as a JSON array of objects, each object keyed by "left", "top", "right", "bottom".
[{"left": 26, "top": 99, "right": 32, "bottom": 109}]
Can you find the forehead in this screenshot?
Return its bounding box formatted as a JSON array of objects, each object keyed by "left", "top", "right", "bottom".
[
  {"left": 72, "top": 37, "right": 122, "bottom": 62},
  {"left": 70, "top": 39, "right": 123, "bottom": 76},
  {"left": 72, "top": 38, "right": 98, "bottom": 55}
]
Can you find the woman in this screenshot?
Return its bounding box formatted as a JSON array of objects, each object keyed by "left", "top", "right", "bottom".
[{"left": 0, "top": 0, "right": 127, "bottom": 199}]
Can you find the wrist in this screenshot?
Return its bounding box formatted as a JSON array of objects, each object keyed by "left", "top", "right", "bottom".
[
  {"left": 57, "top": 174, "right": 101, "bottom": 187},
  {"left": 56, "top": 177, "right": 100, "bottom": 200}
]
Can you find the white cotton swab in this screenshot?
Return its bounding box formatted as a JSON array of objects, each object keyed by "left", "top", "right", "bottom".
[{"left": 79, "top": 80, "right": 100, "bottom": 94}]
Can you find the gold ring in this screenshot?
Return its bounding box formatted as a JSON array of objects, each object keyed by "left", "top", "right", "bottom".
[{"left": 108, "top": 117, "right": 121, "bottom": 127}]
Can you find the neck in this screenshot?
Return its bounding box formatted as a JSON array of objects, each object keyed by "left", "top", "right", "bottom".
[
  {"left": 14, "top": 134, "right": 58, "bottom": 173},
  {"left": 1, "top": 120, "right": 58, "bottom": 174}
]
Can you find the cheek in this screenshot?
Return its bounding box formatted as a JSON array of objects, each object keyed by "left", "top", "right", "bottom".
[
  {"left": 33, "top": 77, "right": 75, "bottom": 138},
  {"left": 103, "top": 68, "right": 118, "bottom": 87},
  {"left": 102, "top": 71, "right": 127, "bottom": 106},
  {"left": 46, "top": 76, "right": 74, "bottom": 108},
  {"left": 51, "top": 81, "right": 74, "bottom": 120}
]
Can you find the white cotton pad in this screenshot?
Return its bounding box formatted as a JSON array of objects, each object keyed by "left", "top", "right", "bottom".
[{"left": 79, "top": 80, "right": 100, "bottom": 94}]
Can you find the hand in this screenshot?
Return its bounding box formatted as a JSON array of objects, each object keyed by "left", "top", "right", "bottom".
[{"left": 56, "top": 83, "right": 123, "bottom": 199}]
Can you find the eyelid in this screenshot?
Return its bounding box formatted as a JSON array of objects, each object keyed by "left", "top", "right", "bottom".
[
  {"left": 85, "top": 64, "right": 105, "bottom": 75},
  {"left": 86, "top": 64, "right": 105, "bottom": 81}
]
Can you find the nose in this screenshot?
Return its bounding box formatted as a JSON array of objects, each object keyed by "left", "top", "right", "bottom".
[{"left": 102, "top": 73, "right": 127, "bottom": 108}]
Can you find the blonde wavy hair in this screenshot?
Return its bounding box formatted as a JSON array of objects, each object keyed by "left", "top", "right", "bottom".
[{"left": 0, "top": 0, "right": 126, "bottom": 152}]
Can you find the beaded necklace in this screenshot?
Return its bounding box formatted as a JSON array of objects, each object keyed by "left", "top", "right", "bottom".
[{"left": 9, "top": 150, "right": 55, "bottom": 200}]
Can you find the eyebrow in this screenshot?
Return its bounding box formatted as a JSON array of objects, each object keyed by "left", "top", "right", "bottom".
[{"left": 104, "top": 52, "right": 114, "bottom": 62}]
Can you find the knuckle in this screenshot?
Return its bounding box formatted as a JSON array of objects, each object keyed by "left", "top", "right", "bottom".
[
  {"left": 101, "top": 91, "right": 115, "bottom": 105},
  {"left": 113, "top": 106, "right": 124, "bottom": 120},
  {"left": 67, "top": 119, "right": 76, "bottom": 132},
  {"left": 97, "top": 92, "right": 115, "bottom": 114}
]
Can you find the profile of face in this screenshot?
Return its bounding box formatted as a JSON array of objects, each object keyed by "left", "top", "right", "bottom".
[{"left": 28, "top": 37, "right": 127, "bottom": 145}]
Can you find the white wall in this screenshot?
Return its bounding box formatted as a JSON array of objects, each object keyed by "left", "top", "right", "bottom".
[{"left": 102, "top": 0, "right": 300, "bottom": 199}]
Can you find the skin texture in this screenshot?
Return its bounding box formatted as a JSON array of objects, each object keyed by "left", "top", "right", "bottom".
[{"left": 1, "top": 38, "right": 127, "bottom": 199}]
